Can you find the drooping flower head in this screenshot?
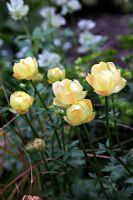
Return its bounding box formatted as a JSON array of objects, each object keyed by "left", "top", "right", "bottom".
[{"left": 64, "top": 99, "right": 95, "bottom": 126}]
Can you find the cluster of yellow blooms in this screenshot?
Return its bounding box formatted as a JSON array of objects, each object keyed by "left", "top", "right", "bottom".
[
  {"left": 50, "top": 62, "right": 126, "bottom": 126},
  {"left": 9, "top": 57, "right": 126, "bottom": 127},
  {"left": 10, "top": 57, "right": 38, "bottom": 114}
]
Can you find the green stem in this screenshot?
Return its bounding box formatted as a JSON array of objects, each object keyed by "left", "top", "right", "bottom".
[
  {"left": 21, "top": 18, "right": 37, "bottom": 57},
  {"left": 83, "top": 125, "right": 110, "bottom": 200},
  {"left": 105, "top": 98, "right": 132, "bottom": 176},
  {"left": 31, "top": 80, "right": 62, "bottom": 149},
  {"left": 23, "top": 115, "right": 39, "bottom": 137},
  {"left": 105, "top": 96, "right": 112, "bottom": 149},
  {"left": 115, "top": 155, "right": 133, "bottom": 176},
  {"left": 61, "top": 118, "right": 65, "bottom": 151},
  {"left": 111, "top": 94, "right": 120, "bottom": 148},
  {"left": 77, "top": 127, "right": 88, "bottom": 160}
]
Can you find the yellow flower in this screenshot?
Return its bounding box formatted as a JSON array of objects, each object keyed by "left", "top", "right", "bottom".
[
  {"left": 86, "top": 62, "right": 126, "bottom": 96},
  {"left": 47, "top": 67, "right": 65, "bottom": 83},
  {"left": 64, "top": 99, "right": 95, "bottom": 126},
  {"left": 13, "top": 57, "right": 38, "bottom": 80},
  {"left": 10, "top": 91, "right": 34, "bottom": 114},
  {"left": 34, "top": 72, "right": 43, "bottom": 81},
  {"left": 33, "top": 138, "right": 45, "bottom": 151},
  {"left": 52, "top": 79, "right": 87, "bottom": 108}
]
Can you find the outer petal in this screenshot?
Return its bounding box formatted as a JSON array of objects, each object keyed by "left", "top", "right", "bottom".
[
  {"left": 91, "top": 62, "right": 108, "bottom": 75},
  {"left": 113, "top": 78, "right": 126, "bottom": 93}
]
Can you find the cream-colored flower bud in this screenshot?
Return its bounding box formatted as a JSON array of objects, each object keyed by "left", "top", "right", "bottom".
[
  {"left": 33, "top": 138, "right": 45, "bottom": 151},
  {"left": 13, "top": 57, "right": 38, "bottom": 80},
  {"left": 64, "top": 99, "right": 95, "bottom": 126},
  {"left": 34, "top": 73, "right": 43, "bottom": 81},
  {"left": 10, "top": 91, "right": 34, "bottom": 114},
  {"left": 52, "top": 79, "right": 87, "bottom": 108},
  {"left": 25, "top": 143, "right": 34, "bottom": 152},
  {"left": 47, "top": 67, "right": 65, "bottom": 83},
  {"left": 86, "top": 62, "right": 126, "bottom": 96}
]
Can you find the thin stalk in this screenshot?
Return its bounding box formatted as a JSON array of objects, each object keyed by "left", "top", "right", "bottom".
[
  {"left": 52, "top": 131, "right": 55, "bottom": 158},
  {"left": 61, "top": 118, "right": 65, "bottom": 151},
  {"left": 21, "top": 19, "right": 37, "bottom": 57},
  {"left": 115, "top": 155, "right": 133, "bottom": 176},
  {"left": 31, "top": 80, "right": 62, "bottom": 149},
  {"left": 23, "top": 115, "right": 39, "bottom": 138},
  {"left": 83, "top": 125, "right": 110, "bottom": 200},
  {"left": 69, "top": 126, "right": 73, "bottom": 143},
  {"left": 76, "top": 127, "right": 88, "bottom": 160},
  {"left": 105, "top": 98, "right": 132, "bottom": 176},
  {"left": 111, "top": 94, "right": 121, "bottom": 148},
  {"left": 105, "top": 96, "right": 112, "bottom": 149}
]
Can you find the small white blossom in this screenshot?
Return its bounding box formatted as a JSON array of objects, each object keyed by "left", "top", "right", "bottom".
[
  {"left": 38, "top": 50, "right": 61, "bottom": 68},
  {"left": 53, "top": 38, "right": 62, "bottom": 47},
  {"left": 67, "top": 0, "right": 81, "bottom": 11},
  {"left": 78, "top": 31, "right": 107, "bottom": 53},
  {"left": 16, "top": 46, "right": 28, "bottom": 58},
  {"left": 40, "top": 7, "right": 66, "bottom": 29},
  {"left": 7, "top": 0, "right": 29, "bottom": 20},
  {"left": 78, "top": 19, "right": 96, "bottom": 31},
  {"left": 63, "top": 41, "right": 72, "bottom": 51},
  {"left": 54, "top": 0, "right": 81, "bottom": 15}
]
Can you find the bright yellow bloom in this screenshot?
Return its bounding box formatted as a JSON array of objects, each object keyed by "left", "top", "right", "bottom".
[
  {"left": 86, "top": 62, "right": 126, "bottom": 96},
  {"left": 47, "top": 67, "right": 65, "bottom": 83},
  {"left": 33, "top": 138, "right": 45, "bottom": 151},
  {"left": 52, "top": 79, "right": 87, "bottom": 108},
  {"left": 13, "top": 57, "right": 38, "bottom": 80},
  {"left": 10, "top": 91, "right": 34, "bottom": 114},
  {"left": 64, "top": 99, "right": 95, "bottom": 126}
]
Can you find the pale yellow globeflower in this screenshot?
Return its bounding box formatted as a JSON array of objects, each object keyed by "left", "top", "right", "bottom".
[
  {"left": 86, "top": 62, "right": 126, "bottom": 96},
  {"left": 52, "top": 79, "right": 87, "bottom": 108},
  {"left": 47, "top": 67, "right": 65, "bottom": 83},
  {"left": 10, "top": 91, "right": 34, "bottom": 114},
  {"left": 64, "top": 99, "right": 95, "bottom": 126},
  {"left": 13, "top": 57, "right": 38, "bottom": 80}
]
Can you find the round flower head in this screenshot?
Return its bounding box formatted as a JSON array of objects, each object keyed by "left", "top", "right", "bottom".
[
  {"left": 13, "top": 57, "right": 38, "bottom": 80},
  {"left": 33, "top": 138, "right": 45, "bottom": 151},
  {"left": 47, "top": 67, "right": 65, "bottom": 83},
  {"left": 10, "top": 91, "right": 34, "bottom": 114},
  {"left": 64, "top": 99, "right": 95, "bottom": 126},
  {"left": 52, "top": 78, "right": 87, "bottom": 108},
  {"left": 86, "top": 62, "right": 126, "bottom": 96}
]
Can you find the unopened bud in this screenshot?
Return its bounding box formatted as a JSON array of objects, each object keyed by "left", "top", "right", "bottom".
[{"left": 33, "top": 138, "right": 45, "bottom": 151}]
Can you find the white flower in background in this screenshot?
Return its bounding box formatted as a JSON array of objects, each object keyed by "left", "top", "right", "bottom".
[
  {"left": 38, "top": 50, "right": 61, "bottom": 68},
  {"left": 78, "top": 31, "right": 107, "bottom": 53},
  {"left": 78, "top": 19, "right": 96, "bottom": 31},
  {"left": 0, "top": 39, "right": 4, "bottom": 47},
  {"left": 67, "top": 0, "right": 81, "bottom": 11},
  {"left": 16, "top": 47, "right": 28, "bottom": 58},
  {"left": 55, "top": 0, "right": 81, "bottom": 15},
  {"left": 7, "top": 0, "right": 29, "bottom": 20},
  {"left": 40, "top": 7, "right": 66, "bottom": 29},
  {"left": 53, "top": 38, "right": 62, "bottom": 47},
  {"left": 63, "top": 41, "right": 72, "bottom": 51},
  {"left": 55, "top": 0, "right": 67, "bottom": 5}
]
